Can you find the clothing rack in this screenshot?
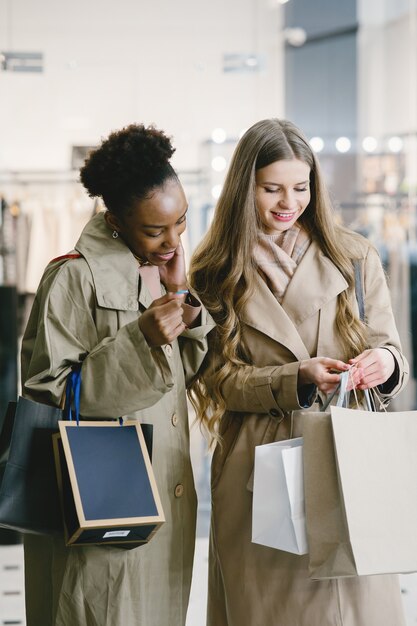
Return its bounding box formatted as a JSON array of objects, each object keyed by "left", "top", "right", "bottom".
[
  {"left": 0, "top": 168, "right": 209, "bottom": 185},
  {"left": 0, "top": 171, "right": 81, "bottom": 187}
]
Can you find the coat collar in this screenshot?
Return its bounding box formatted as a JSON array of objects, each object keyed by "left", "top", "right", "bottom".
[
  {"left": 75, "top": 212, "right": 152, "bottom": 311},
  {"left": 240, "top": 240, "right": 348, "bottom": 360},
  {"left": 280, "top": 240, "right": 348, "bottom": 324}
]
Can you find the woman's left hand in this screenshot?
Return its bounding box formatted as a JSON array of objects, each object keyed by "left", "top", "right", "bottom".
[
  {"left": 158, "top": 241, "right": 188, "bottom": 293},
  {"left": 349, "top": 348, "right": 395, "bottom": 390}
]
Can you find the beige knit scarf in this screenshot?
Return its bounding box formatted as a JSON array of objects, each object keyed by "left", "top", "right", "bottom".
[{"left": 253, "top": 224, "right": 311, "bottom": 302}]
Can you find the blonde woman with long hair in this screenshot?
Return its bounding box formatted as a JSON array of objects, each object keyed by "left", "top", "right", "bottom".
[{"left": 189, "top": 119, "right": 408, "bottom": 626}]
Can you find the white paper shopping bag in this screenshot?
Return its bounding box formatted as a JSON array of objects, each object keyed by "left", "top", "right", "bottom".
[
  {"left": 252, "top": 437, "right": 308, "bottom": 555},
  {"left": 331, "top": 406, "right": 417, "bottom": 576}
]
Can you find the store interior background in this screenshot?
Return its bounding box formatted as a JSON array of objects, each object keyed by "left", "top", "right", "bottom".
[{"left": 1, "top": 0, "right": 417, "bottom": 624}]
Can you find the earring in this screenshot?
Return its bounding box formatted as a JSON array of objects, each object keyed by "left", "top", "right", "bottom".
[{"left": 112, "top": 230, "right": 119, "bottom": 239}]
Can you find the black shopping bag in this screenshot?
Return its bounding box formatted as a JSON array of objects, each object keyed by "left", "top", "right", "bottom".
[{"left": 0, "top": 397, "right": 63, "bottom": 534}]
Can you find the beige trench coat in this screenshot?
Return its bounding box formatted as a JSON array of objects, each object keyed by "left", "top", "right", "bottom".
[
  {"left": 206, "top": 235, "right": 409, "bottom": 626},
  {"left": 20, "top": 213, "right": 215, "bottom": 626}
]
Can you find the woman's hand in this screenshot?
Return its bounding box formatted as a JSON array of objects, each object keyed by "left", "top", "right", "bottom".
[
  {"left": 348, "top": 348, "right": 395, "bottom": 390},
  {"left": 298, "top": 357, "right": 358, "bottom": 394},
  {"left": 158, "top": 241, "right": 187, "bottom": 293},
  {"left": 138, "top": 293, "right": 186, "bottom": 348}
]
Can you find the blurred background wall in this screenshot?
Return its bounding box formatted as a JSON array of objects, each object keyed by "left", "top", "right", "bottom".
[{"left": 1, "top": 1, "right": 417, "bottom": 623}]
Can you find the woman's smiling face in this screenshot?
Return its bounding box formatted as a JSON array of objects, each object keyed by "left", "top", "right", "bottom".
[
  {"left": 106, "top": 178, "right": 188, "bottom": 265},
  {"left": 255, "top": 159, "right": 311, "bottom": 234}
]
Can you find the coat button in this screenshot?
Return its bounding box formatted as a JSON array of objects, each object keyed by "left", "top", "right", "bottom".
[
  {"left": 171, "top": 413, "right": 178, "bottom": 426},
  {"left": 165, "top": 344, "right": 173, "bottom": 356},
  {"left": 269, "top": 408, "right": 280, "bottom": 417},
  {"left": 174, "top": 484, "right": 184, "bottom": 498}
]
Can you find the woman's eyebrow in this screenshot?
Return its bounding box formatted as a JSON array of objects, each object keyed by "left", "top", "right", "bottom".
[{"left": 261, "top": 180, "right": 309, "bottom": 186}]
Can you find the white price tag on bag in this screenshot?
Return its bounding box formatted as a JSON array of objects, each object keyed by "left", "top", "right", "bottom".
[{"left": 252, "top": 437, "right": 308, "bottom": 555}]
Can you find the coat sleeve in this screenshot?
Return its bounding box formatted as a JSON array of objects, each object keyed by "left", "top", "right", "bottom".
[
  {"left": 22, "top": 260, "right": 174, "bottom": 418},
  {"left": 201, "top": 331, "right": 311, "bottom": 416},
  {"left": 363, "top": 245, "right": 409, "bottom": 399},
  {"left": 200, "top": 244, "right": 409, "bottom": 415},
  {"left": 178, "top": 292, "right": 216, "bottom": 387}
]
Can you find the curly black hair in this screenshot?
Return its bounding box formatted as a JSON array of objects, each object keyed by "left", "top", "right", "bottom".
[{"left": 79, "top": 123, "right": 178, "bottom": 216}]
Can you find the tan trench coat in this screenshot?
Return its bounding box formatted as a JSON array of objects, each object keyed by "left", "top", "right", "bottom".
[
  {"left": 20, "top": 213, "right": 215, "bottom": 626},
  {"left": 206, "top": 235, "right": 409, "bottom": 626}
]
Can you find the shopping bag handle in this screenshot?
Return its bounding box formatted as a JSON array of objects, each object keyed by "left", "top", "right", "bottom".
[
  {"left": 64, "top": 366, "right": 124, "bottom": 426},
  {"left": 65, "top": 367, "right": 82, "bottom": 424},
  {"left": 321, "top": 369, "right": 373, "bottom": 412},
  {"left": 320, "top": 261, "right": 378, "bottom": 413}
]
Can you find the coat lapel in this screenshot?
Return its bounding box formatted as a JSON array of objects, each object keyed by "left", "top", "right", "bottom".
[
  {"left": 241, "top": 275, "right": 311, "bottom": 361},
  {"left": 75, "top": 212, "right": 155, "bottom": 311},
  {"left": 281, "top": 241, "right": 348, "bottom": 325},
  {"left": 241, "top": 241, "right": 348, "bottom": 360}
]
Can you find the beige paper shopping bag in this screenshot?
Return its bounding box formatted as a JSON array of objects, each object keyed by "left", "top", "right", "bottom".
[
  {"left": 303, "top": 406, "right": 417, "bottom": 579},
  {"left": 302, "top": 411, "right": 357, "bottom": 579}
]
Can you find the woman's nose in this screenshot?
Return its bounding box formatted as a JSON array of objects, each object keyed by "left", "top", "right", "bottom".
[
  {"left": 278, "top": 190, "right": 296, "bottom": 210},
  {"left": 162, "top": 229, "right": 179, "bottom": 249}
]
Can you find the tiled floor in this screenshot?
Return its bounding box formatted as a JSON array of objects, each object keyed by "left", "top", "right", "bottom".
[
  {"left": 402, "top": 574, "right": 417, "bottom": 626},
  {"left": 186, "top": 536, "right": 209, "bottom": 626},
  {"left": 0, "top": 538, "right": 210, "bottom": 626},
  {"left": 0, "top": 543, "right": 25, "bottom": 626},
  {"left": 2, "top": 536, "right": 417, "bottom": 626}
]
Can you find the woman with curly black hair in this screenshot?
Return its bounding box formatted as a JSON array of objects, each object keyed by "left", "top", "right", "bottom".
[{"left": 21, "top": 124, "right": 215, "bottom": 626}]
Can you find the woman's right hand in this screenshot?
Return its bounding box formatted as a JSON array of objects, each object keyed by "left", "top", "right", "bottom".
[
  {"left": 298, "top": 357, "right": 359, "bottom": 394},
  {"left": 138, "top": 293, "right": 186, "bottom": 348}
]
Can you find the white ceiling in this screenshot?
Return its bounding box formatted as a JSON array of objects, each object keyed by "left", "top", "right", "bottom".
[{"left": 0, "top": 0, "right": 285, "bottom": 171}]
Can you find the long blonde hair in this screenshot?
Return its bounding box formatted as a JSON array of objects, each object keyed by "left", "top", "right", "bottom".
[{"left": 189, "top": 119, "right": 367, "bottom": 438}]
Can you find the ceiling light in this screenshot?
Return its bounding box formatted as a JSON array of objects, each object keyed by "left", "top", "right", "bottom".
[
  {"left": 211, "top": 128, "right": 227, "bottom": 144},
  {"left": 211, "top": 156, "right": 227, "bottom": 172},
  {"left": 223, "top": 53, "right": 264, "bottom": 73},
  {"left": 1, "top": 51, "right": 43, "bottom": 72},
  {"left": 211, "top": 185, "right": 222, "bottom": 199},
  {"left": 388, "top": 136, "right": 403, "bottom": 153},
  {"left": 283, "top": 27, "right": 307, "bottom": 47},
  {"left": 309, "top": 137, "right": 324, "bottom": 153},
  {"left": 362, "top": 136, "right": 378, "bottom": 153},
  {"left": 335, "top": 137, "right": 351, "bottom": 153}
]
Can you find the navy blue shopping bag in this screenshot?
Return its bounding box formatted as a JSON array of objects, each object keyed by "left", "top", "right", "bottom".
[{"left": 53, "top": 368, "right": 165, "bottom": 547}]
